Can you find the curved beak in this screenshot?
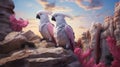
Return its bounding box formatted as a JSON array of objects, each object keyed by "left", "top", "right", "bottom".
[
  {"left": 51, "top": 16, "right": 56, "bottom": 21},
  {"left": 36, "top": 14, "right": 40, "bottom": 19}
]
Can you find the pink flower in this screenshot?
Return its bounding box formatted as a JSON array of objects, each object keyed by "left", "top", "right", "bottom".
[
  {"left": 74, "top": 47, "right": 94, "bottom": 67},
  {"left": 9, "top": 14, "right": 29, "bottom": 31},
  {"left": 106, "top": 36, "right": 120, "bottom": 67},
  {"left": 106, "top": 36, "right": 120, "bottom": 60}
]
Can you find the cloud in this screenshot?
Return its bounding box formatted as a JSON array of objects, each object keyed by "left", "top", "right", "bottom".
[
  {"left": 96, "top": 10, "right": 113, "bottom": 18},
  {"left": 37, "top": 0, "right": 55, "bottom": 10},
  {"left": 88, "top": 0, "right": 103, "bottom": 9},
  {"left": 26, "top": 2, "right": 34, "bottom": 8},
  {"left": 37, "top": 0, "right": 72, "bottom": 12},
  {"left": 37, "top": 0, "right": 102, "bottom": 11},
  {"left": 75, "top": 0, "right": 103, "bottom": 10},
  {"left": 62, "top": 0, "right": 103, "bottom": 10},
  {"left": 52, "top": 6, "right": 72, "bottom": 13}
]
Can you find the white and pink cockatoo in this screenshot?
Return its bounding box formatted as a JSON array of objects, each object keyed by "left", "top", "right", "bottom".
[
  {"left": 51, "top": 13, "right": 75, "bottom": 50},
  {"left": 36, "top": 11, "right": 55, "bottom": 42}
]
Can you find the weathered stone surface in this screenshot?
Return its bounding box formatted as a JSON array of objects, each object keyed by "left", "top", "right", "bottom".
[
  {"left": 37, "top": 40, "right": 55, "bottom": 48},
  {"left": 114, "top": 2, "right": 120, "bottom": 46},
  {"left": 81, "top": 31, "right": 90, "bottom": 51},
  {"left": 0, "top": 48, "right": 80, "bottom": 67},
  {"left": 114, "top": 28, "right": 120, "bottom": 46},
  {"left": 21, "top": 30, "right": 41, "bottom": 42},
  {"left": 0, "top": 32, "right": 27, "bottom": 54},
  {"left": 0, "top": 0, "right": 15, "bottom": 41},
  {"left": 0, "top": 31, "right": 41, "bottom": 54}
]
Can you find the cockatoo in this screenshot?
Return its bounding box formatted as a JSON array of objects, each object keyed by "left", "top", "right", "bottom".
[
  {"left": 51, "top": 13, "right": 75, "bottom": 50},
  {"left": 36, "top": 11, "right": 55, "bottom": 42}
]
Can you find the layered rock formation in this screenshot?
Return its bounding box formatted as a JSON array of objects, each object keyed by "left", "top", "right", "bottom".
[
  {"left": 0, "top": 30, "right": 41, "bottom": 54},
  {"left": 0, "top": 30, "right": 80, "bottom": 67},
  {"left": 0, "top": 0, "right": 15, "bottom": 41},
  {"left": 114, "top": 2, "right": 120, "bottom": 46},
  {"left": 0, "top": 47, "right": 80, "bottom": 67},
  {"left": 79, "top": 2, "right": 120, "bottom": 66},
  {"left": 100, "top": 16, "right": 114, "bottom": 65}
]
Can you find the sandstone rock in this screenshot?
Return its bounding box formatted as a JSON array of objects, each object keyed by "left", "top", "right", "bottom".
[
  {"left": 0, "top": 32, "right": 27, "bottom": 54},
  {"left": 0, "top": 0, "right": 14, "bottom": 10},
  {"left": 0, "top": 30, "right": 43, "bottom": 54},
  {"left": 114, "top": 16, "right": 120, "bottom": 22},
  {"left": 0, "top": 49, "right": 32, "bottom": 65},
  {"left": 114, "top": 28, "right": 120, "bottom": 46},
  {"left": 100, "top": 16, "right": 114, "bottom": 65},
  {"left": 21, "top": 30, "right": 44, "bottom": 48},
  {"left": 2, "top": 59, "right": 29, "bottom": 67},
  {"left": 81, "top": 31, "right": 90, "bottom": 51},
  {"left": 0, "top": 47, "right": 80, "bottom": 67},
  {"left": 89, "top": 23, "right": 102, "bottom": 64},
  {"left": 21, "top": 30, "right": 41, "bottom": 43},
  {"left": 37, "top": 40, "right": 56, "bottom": 48},
  {"left": 0, "top": 0, "right": 15, "bottom": 41}
]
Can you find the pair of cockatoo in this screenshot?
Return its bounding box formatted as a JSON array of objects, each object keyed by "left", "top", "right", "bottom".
[{"left": 36, "top": 11, "right": 75, "bottom": 50}]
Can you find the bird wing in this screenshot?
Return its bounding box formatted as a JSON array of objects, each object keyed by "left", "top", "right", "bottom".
[
  {"left": 47, "top": 22, "right": 56, "bottom": 43},
  {"left": 65, "top": 24, "right": 75, "bottom": 50},
  {"left": 47, "top": 22, "right": 54, "bottom": 37}
]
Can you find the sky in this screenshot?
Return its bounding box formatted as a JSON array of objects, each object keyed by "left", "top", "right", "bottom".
[{"left": 13, "top": 0, "right": 120, "bottom": 40}]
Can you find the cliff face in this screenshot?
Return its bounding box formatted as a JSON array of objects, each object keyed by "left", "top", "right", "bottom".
[
  {"left": 0, "top": 0, "right": 14, "bottom": 41},
  {"left": 79, "top": 2, "right": 120, "bottom": 66},
  {"left": 114, "top": 2, "right": 120, "bottom": 46}
]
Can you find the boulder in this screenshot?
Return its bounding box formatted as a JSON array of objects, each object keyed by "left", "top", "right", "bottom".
[
  {"left": 21, "top": 30, "right": 41, "bottom": 43},
  {"left": 0, "top": 31, "right": 41, "bottom": 54},
  {"left": 0, "top": 32, "right": 27, "bottom": 54}
]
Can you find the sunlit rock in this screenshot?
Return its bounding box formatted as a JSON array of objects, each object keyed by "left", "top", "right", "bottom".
[{"left": 0, "top": 47, "right": 80, "bottom": 67}]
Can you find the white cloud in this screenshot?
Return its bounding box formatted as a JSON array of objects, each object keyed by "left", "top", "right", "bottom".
[{"left": 36, "top": 0, "right": 72, "bottom": 12}]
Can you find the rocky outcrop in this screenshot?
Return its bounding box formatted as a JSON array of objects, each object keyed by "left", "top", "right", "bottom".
[
  {"left": 114, "top": 2, "right": 120, "bottom": 46},
  {"left": 100, "top": 16, "right": 113, "bottom": 65},
  {"left": 0, "top": 30, "right": 80, "bottom": 67},
  {"left": 0, "top": 47, "right": 80, "bottom": 67},
  {"left": 0, "top": 0, "right": 15, "bottom": 41},
  {"left": 0, "top": 30, "right": 41, "bottom": 54},
  {"left": 78, "top": 2, "right": 120, "bottom": 66},
  {"left": 80, "top": 31, "right": 90, "bottom": 51}
]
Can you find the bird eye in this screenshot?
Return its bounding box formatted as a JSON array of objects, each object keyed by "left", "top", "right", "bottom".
[{"left": 40, "top": 14, "right": 42, "bottom": 15}]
